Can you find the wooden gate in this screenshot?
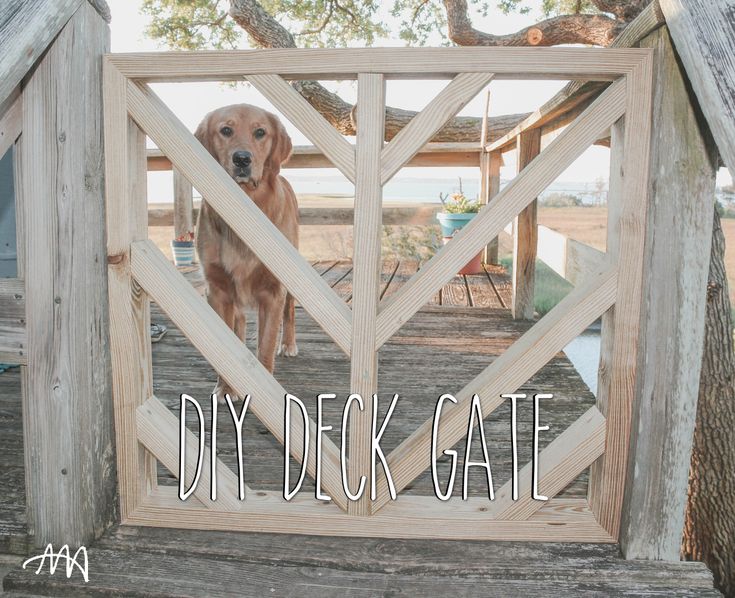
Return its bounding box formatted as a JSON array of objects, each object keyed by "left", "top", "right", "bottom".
[{"left": 103, "top": 47, "right": 653, "bottom": 541}]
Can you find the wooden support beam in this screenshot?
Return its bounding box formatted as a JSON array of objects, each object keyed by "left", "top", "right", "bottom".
[
  {"left": 172, "top": 168, "right": 194, "bottom": 240},
  {"left": 0, "top": 0, "right": 83, "bottom": 107},
  {"left": 0, "top": 92, "right": 22, "bottom": 159},
  {"left": 660, "top": 0, "right": 735, "bottom": 174},
  {"left": 348, "top": 73, "right": 385, "bottom": 516},
  {"left": 21, "top": 2, "right": 115, "bottom": 547},
  {"left": 479, "top": 150, "right": 500, "bottom": 265},
  {"left": 512, "top": 129, "right": 540, "bottom": 320},
  {"left": 619, "top": 27, "right": 718, "bottom": 560},
  {"left": 588, "top": 52, "right": 655, "bottom": 540}
]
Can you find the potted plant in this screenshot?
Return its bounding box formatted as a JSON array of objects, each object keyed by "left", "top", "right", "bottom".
[
  {"left": 170, "top": 231, "right": 195, "bottom": 267},
  {"left": 436, "top": 182, "right": 483, "bottom": 275}
]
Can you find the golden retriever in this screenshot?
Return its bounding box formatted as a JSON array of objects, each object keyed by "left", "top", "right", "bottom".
[{"left": 194, "top": 104, "right": 298, "bottom": 396}]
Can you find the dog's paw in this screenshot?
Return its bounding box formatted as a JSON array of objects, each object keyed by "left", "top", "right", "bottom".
[{"left": 278, "top": 343, "right": 299, "bottom": 357}]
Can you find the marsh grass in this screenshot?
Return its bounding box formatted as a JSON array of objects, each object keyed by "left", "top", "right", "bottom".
[{"left": 499, "top": 256, "right": 573, "bottom": 317}]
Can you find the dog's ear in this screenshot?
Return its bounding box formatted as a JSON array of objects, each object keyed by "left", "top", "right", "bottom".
[
  {"left": 194, "top": 115, "right": 214, "bottom": 157},
  {"left": 266, "top": 114, "right": 293, "bottom": 175}
]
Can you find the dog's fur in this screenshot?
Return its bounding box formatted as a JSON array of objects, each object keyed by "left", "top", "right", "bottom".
[{"left": 194, "top": 104, "right": 298, "bottom": 396}]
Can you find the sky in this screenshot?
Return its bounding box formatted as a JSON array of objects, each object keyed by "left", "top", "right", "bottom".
[{"left": 106, "top": 0, "right": 732, "bottom": 201}]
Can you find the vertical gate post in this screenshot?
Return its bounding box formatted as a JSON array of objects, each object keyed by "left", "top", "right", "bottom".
[
  {"left": 620, "top": 26, "right": 718, "bottom": 560},
  {"left": 173, "top": 167, "right": 194, "bottom": 241},
  {"left": 20, "top": 2, "right": 116, "bottom": 547},
  {"left": 512, "top": 129, "right": 541, "bottom": 319},
  {"left": 348, "top": 73, "right": 385, "bottom": 516},
  {"left": 480, "top": 150, "right": 502, "bottom": 265}
]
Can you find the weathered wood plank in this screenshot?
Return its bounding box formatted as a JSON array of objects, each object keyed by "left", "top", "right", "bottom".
[
  {"left": 108, "top": 47, "right": 648, "bottom": 82},
  {"left": 0, "top": 278, "right": 25, "bottom": 365},
  {"left": 512, "top": 128, "right": 541, "bottom": 320},
  {"left": 172, "top": 167, "right": 193, "bottom": 239},
  {"left": 620, "top": 27, "right": 718, "bottom": 560},
  {"left": 0, "top": 0, "right": 83, "bottom": 107},
  {"left": 660, "top": 0, "right": 735, "bottom": 174},
  {"left": 348, "top": 73, "right": 384, "bottom": 515},
  {"left": 0, "top": 91, "right": 22, "bottom": 159},
  {"left": 21, "top": 2, "right": 115, "bottom": 547},
  {"left": 588, "top": 52, "right": 655, "bottom": 539}
]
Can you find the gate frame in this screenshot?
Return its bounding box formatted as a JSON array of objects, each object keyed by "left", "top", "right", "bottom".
[{"left": 103, "top": 47, "right": 653, "bottom": 541}]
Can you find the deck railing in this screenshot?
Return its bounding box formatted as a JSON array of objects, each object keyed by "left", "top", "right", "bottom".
[{"left": 104, "top": 46, "right": 654, "bottom": 541}]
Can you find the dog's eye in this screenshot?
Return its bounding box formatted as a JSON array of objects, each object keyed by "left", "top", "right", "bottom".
[
  {"left": 220, "top": 126, "right": 233, "bottom": 137},
  {"left": 254, "top": 128, "right": 266, "bottom": 139}
]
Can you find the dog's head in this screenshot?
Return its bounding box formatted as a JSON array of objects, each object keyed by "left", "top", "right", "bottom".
[{"left": 194, "top": 104, "right": 292, "bottom": 189}]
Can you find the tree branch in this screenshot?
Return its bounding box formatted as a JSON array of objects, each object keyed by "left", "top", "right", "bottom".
[
  {"left": 229, "top": 0, "right": 530, "bottom": 142},
  {"left": 443, "top": 0, "right": 623, "bottom": 47},
  {"left": 589, "top": 0, "right": 653, "bottom": 22}
]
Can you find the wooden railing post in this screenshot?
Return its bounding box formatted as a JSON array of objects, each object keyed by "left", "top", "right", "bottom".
[
  {"left": 619, "top": 26, "right": 718, "bottom": 560},
  {"left": 511, "top": 129, "right": 540, "bottom": 319},
  {"left": 20, "top": 2, "right": 116, "bottom": 547},
  {"left": 173, "top": 167, "right": 194, "bottom": 240},
  {"left": 480, "top": 150, "right": 501, "bottom": 265}
]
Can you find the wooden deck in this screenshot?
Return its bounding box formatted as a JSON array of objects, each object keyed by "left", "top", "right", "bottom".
[{"left": 0, "top": 260, "right": 719, "bottom": 595}]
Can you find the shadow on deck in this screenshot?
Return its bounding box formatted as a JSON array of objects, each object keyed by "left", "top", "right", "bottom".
[{"left": 0, "top": 260, "right": 720, "bottom": 596}]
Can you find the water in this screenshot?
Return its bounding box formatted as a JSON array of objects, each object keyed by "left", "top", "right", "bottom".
[{"left": 563, "top": 327, "right": 602, "bottom": 396}]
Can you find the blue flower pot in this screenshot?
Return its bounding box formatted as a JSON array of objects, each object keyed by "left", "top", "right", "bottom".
[
  {"left": 170, "top": 240, "right": 195, "bottom": 266},
  {"left": 436, "top": 212, "right": 477, "bottom": 238},
  {"left": 436, "top": 212, "right": 483, "bottom": 274}
]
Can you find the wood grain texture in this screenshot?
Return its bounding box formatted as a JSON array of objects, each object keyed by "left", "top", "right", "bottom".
[
  {"left": 148, "top": 142, "right": 483, "bottom": 171},
  {"left": 21, "top": 3, "right": 115, "bottom": 547},
  {"left": 380, "top": 73, "right": 494, "bottom": 184},
  {"left": 149, "top": 203, "right": 443, "bottom": 227},
  {"left": 373, "top": 267, "right": 617, "bottom": 511},
  {"left": 0, "top": 278, "right": 26, "bottom": 364},
  {"left": 108, "top": 47, "right": 648, "bottom": 82},
  {"left": 123, "top": 487, "right": 613, "bottom": 541},
  {"left": 130, "top": 240, "right": 349, "bottom": 511},
  {"left": 376, "top": 79, "right": 626, "bottom": 349},
  {"left": 104, "top": 61, "right": 157, "bottom": 522},
  {"left": 512, "top": 128, "right": 541, "bottom": 320},
  {"left": 126, "top": 80, "right": 353, "bottom": 354},
  {"left": 660, "top": 0, "right": 735, "bottom": 173},
  {"left": 0, "top": 0, "right": 83, "bottom": 107},
  {"left": 480, "top": 150, "right": 502, "bottom": 264},
  {"left": 589, "top": 53, "right": 655, "bottom": 539},
  {"left": 348, "top": 74, "right": 385, "bottom": 515},
  {"left": 620, "top": 27, "right": 718, "bottom": 560},
  {"left": 172, "top": 168, "right": 193, "bottom": 239},
  {"left": 246, "top": 74, "right": 356, "bottom": 182},
  {"left": 0, "top": 91, "right": 21, "bottom": 158}
]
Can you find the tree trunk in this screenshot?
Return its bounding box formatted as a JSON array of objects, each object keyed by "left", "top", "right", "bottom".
[{"left": 683, "top": 208, "right": 735, "bottom": 597}]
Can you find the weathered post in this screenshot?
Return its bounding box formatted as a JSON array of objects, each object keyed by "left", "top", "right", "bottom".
[
  {"left": 20, "top": 1, "right": 116, "bottom": 547},
  {"left": 619, "top": 26, "right": 718, "bottom": 560},
  {"left": 511, "top": 129, "right": 540, "bottom": 319}
]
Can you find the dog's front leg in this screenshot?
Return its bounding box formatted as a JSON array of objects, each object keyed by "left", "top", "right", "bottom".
[{"left": 257, "top": 289, "right": 287, "bottom": 374}]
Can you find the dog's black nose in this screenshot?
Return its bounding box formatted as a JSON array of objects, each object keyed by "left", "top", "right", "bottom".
[{"left": 232, "top": 151, "right": 252, "bottom": 168}]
